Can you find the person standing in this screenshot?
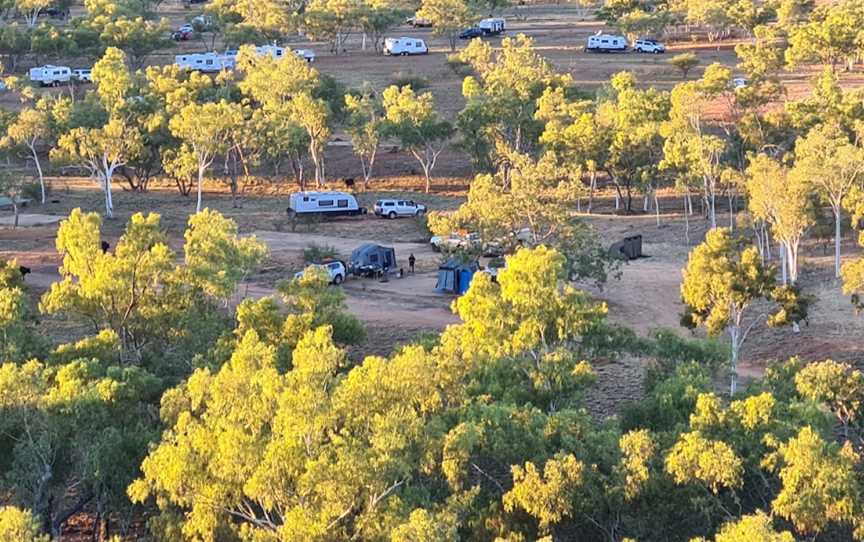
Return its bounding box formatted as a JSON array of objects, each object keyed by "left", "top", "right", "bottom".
[{"left": 408, "top": 253, "right": 416, "bottom": 274}]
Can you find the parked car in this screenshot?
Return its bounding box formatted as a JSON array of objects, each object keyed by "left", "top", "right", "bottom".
[
  {"left": 373, "top": 199, "right": 426, "bottom": 218},
  {"left": 481, "top": 228, "right": 533, "bottom": 256},
  {"left": 633, "top": 38, "right": 665, "bottom": 53},
  {"left": 459, "top": 27, "right": 483, "bottom": 39},
  {"left": 733, "top": 77, "right": 748, "bottom": 88},
  {"left": 405, "top": 16, "right": 432, "bottom": 27},
  {"left": 72, "top": 68, "right": 92, "bottom": 82},
  {"left": 585, "top": 33, "right": 627, "bottom": 52},
  {"left": 172, "top": 24, "right": 194, "bottom": 40},
  {"left": 430, "top": 232, "right": 482, "bottom": 252},
  {"left": 294, "top": 260, "right": 347, "bottom": 284},
  {"left": 384, "top": 37, "right": 428, "bottom": 56}
]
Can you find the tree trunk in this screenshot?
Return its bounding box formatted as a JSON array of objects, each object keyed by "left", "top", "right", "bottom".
[
  {"left": 834, "top": 207, "right": 842, "bottom": 279},
  {"left": 587, "top": 171, "right": 596, "bottom": 214},
  {"left": 654, "top": 190, "right": 660, "bottom": 226},
  {"left": 728, "top": 324, "right": 739, "bottom": 396},
  {"left": 12, "top": 201, "right": 19, "bottom": 228},
  {"left": 196, "top": 165, "right": 204, "bottom": 213},
  {"left": 780, "top": 242, "right": 788, "bottom": 285},
  {"left": 683, "top": 195, "right": 690, "bottom": 246},
  {"left": 30, "top": 144, "right": 45, "bottom": 204}
]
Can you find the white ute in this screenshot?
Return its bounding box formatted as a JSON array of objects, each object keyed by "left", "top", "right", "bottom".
[
  {"left": 633, "top": 38, "right": 665, "bottom": 53},
  {"left": 384, "top": 37, "right": 428, "bottom": 56},
  {"left": 29, "top": 65, "right": 71, "bottom": 86},
  {"left": 373, "top": 199, "right": 427, "bottom": 218},
  {"left": 586, "top": 33, "right": 627, "bottom": 52}
]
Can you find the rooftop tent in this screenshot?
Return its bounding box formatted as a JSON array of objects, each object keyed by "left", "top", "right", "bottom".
[
  {"left": 350, "top": 243, "right": 396, "bottom": 270},
  {"left": 435, "top": 258, "right": 479, "bottom": 294}
]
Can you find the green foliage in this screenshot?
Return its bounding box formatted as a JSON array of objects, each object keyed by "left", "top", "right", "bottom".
[
  {"left": 382, "top": 84, "right": 453, "bottom": 193},
  {"left": 0, "top": 506, "right": 49, "bottom": 542},
  {"left": 302, "top": 242, "right": 340, "bottom": 263},
  {"left": 765, "top": 426, "right": 864, "bottom": 538},
  {"left": 709, "top": 510, "right": 794, "bottom": 542},
  {"left": 387, "top": 71, "right": 429, "bottom": 91},
  {"left": 456, "top": 34, "right": 571, "bottom": 171},
  {"left": 680, "top": 228, "right": 799, "bottom": 394},
  {"left": 670, "top": 53, "right": 700, "bottom": 79}
]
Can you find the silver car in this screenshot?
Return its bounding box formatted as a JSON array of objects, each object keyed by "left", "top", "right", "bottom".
[{"left": 373, "top": 199, "right": 427, "bottom": 219}]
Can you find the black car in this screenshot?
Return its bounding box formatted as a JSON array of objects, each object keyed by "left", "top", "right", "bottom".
[{"left": 459, "top": 27, "right": 483, "bottom": 39}]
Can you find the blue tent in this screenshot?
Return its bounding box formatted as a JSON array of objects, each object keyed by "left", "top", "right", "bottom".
[{"left": 435, "top": 259, "right": 479, "bottom": 294}]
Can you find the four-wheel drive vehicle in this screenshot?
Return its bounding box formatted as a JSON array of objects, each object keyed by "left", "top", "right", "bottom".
[
  {"left": 633, "top": 38, "right": 665, "bottom": 53},
  {"left": 405, "top": 16, "right": 432, "bottom": 27},
  {"left": 430, "top": 232, "right": 482, "bottom": 252},
  {"left": 374, "top": 199, "right": 426, "bottom": 218},
  {"left": 459, "top": 27, "right": 483, "bottom": 39},
  {"left": 72, "top": 68, "right": 92, "bottom": 82},
  {"left": 294, "top": 260, "right": 347, "bottom": 284},
  {"left": 172, "top": 24, "right": 194, "bottom": 40},
  {"left": 384, "top": 37, "right": 428, "bottom": 56}
]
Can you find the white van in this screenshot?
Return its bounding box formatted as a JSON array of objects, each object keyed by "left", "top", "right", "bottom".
[
  {"left": 72, "top": 68, "right": 92, "bottom": 82},
  {"left": 29, "top": 65, "right": 71, "bottom": 86},
  {"left": 479, "top": 18, "right": 505, "bottom": 35},
  {"left": 384, "top": 37, "right": 428, "bottom": 56},
  {"left": 586, "top": 33, "right": 627, "bottom": 52},
  {"left": 288, "top": 191, "right": 367, "bottom": 217},
  {"left": 175, "top": 52, "right": 235, "bottom": 72}
]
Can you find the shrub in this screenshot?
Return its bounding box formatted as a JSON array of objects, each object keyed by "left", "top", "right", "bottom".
[
  {"left": 303, "top": 242, "right": 340, "bottom": 263},
  {"left": 388, "top": 71, "right": 429, "bottom": 90}
]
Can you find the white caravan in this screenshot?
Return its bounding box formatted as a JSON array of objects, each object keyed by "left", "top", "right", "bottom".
[
  {"left": 175, "top": 52, "right": 235, "bottom": 72},
  {"left": 384, "top": 37, "right": 428, "bottom": 56},
  {"left": 586, "top": 33, "right": 627, "bottom": 52},
  {"left": 29, "top": 65, "right": 71, "bottom": 86},
  {"left": 225, "top": 45, "right": 313, "bottom": 62},
  {"left": 288, "top": 191, "right": 367, "bottom": 217},
  {"left": 479, "top": 17, "right": 505, "bottom": 35}
]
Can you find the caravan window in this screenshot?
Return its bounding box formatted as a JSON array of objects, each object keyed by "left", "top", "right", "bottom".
[
  {"left": 318, "top": 199, "right": 334, "bottom": 207},
  {"left": 303, "top": 196, "right": 310, "bottom": 202},
  {"left": 337, "top": 199, "right": 348, "bottom": 208}
]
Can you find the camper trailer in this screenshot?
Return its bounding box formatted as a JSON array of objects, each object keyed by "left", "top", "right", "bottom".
[
  {"left": 478, "top": 18, "right": 505, "bottom": 35},
  {"left": 287, "top": 191, "right": 366, "bottom": 217},
  {"left": 349, "top": 244, "right": 397, "bottom": 277},
  {"left": 29, "top": 65, "right": 71, "bottom": 86},
  {"left": 175, "top": 52, "right": 234, "bottom": 72},
  {"left": 585, "top": 33, "right": 627, "bottom": 52},
  {"left": 384, "top": 37, "right": 428, "bottom": 56}
]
